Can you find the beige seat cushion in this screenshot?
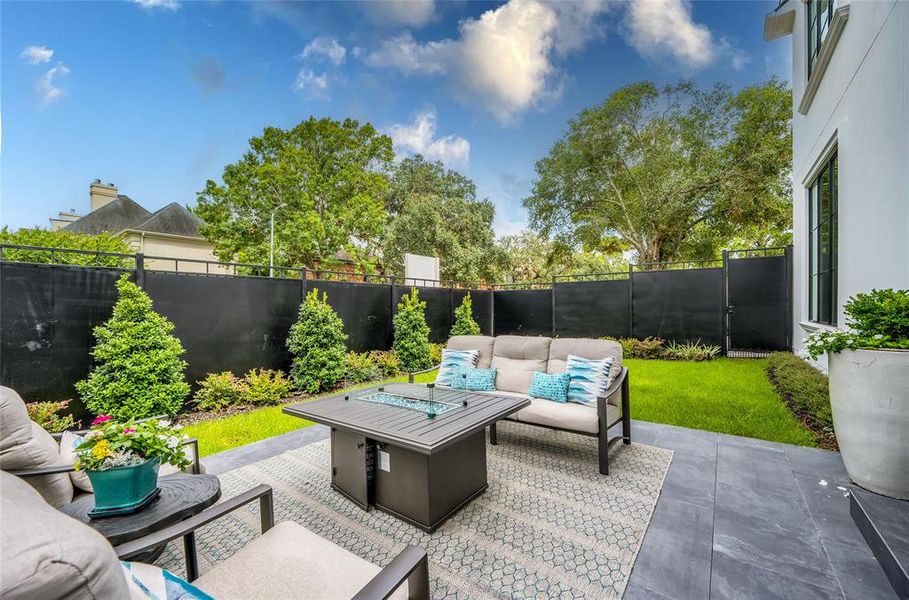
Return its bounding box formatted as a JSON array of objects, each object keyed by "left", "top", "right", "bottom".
[
  {"left": 0, "top": 471, "right": 130, "bottom": 599},
  {"left": 515, "top": 398, "right": 620, "bottom": 434},
  {"left": 547, "top": 338, "right": 623, "bottom": 381},
  {"left": 0, "top": 387, "right": 73, "bottom": 507},
  {"left": 194, "top": 521, "right": 408, "bottom": 600},
  {"left": 490, "top": 336, "right": 551, "bottom": 394},
  {"left": 447, "top": 335, "right": 496, "bottom": 369}
]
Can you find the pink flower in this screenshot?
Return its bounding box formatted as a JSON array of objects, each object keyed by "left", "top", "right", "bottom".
[
  {"left": 123, "top": 428, "right": 135, "bottom": 435},
  {"left": 92, "top": 415, "right": 112, "bottom": 426}
]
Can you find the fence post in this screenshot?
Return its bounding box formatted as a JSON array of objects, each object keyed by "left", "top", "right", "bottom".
[
  {"left": 390, "top": 276, "right": 397, "bottom": 349},
  {"left": 627, "top": 264, "right": 634, "bottom": 338},
  {"left": 721, "top": 250, "right": 729, "bottom": 356},
  {"left": 135, "top": 253, "right": 145, "bottom": 289},
  {"left": 300, "top": 267, "right": 308, "bottom": 302},
  {"left": 490, "top": 286, "right": 496, "bottom": 337},
  {"left": 551, "top": 276, "right": 557, "bottom": 337},
  {"left": 784, "top": 244, "right": 793, "bottom": 351}
]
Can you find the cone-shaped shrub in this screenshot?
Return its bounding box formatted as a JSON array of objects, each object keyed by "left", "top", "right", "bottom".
[
  {"left": 287, "top": 289, "right": 348, "bottom": 393},
  {"left": 393, "top": 288, "right": 432, "bottom": 372},
  {"left": 450, "top": 292, "right": 481, "bottom": 337},
  {"left": 76, "top": 275, "right": 189, "bottom": 419}
]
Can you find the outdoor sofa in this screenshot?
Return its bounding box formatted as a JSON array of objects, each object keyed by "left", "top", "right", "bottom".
[
  {"left": 411, "top": 335, "right": 630, "bottom": 475},
  {"left": 0, "top": 469, "right": 428, "bottom": 599}
]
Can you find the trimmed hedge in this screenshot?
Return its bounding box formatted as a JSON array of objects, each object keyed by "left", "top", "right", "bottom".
[{"left": 766, "top": 352, "right": 835, "bottom": 448}]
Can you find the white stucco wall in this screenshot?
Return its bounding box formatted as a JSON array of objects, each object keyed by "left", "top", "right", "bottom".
[{"left": 788, "top": 0, "right": 909, "bottom": 365}]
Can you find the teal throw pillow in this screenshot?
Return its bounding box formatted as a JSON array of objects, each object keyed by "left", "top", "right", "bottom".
[
  {"left": 566, "top": 355, "right": 615, "bottom": 405},
  {"left": 528, "top": 371, "right": 570, "bottom": 403},
  {"left": 450, "top": 366, "right": 497, "bottom": 392}
]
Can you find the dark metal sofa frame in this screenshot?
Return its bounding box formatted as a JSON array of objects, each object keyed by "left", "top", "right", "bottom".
[{"left": 410, "top": 366, "right": 631, "bottom": 475}]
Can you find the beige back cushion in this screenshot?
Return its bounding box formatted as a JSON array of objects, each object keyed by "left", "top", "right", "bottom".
[
  {"left": 490, "top": 336, "right": 552, "bottom": 394},
  {"left": 447, "top": 335, "right": 496, "bottom": 369},
  {"left": 0, "top": 387, "right": 73, "bottom": 507},
  {"left": 0, "top": 471, "right": 130, "bottom": 599},
  {"left": 547, "top": 338, "right": 623, "bottom": 381}
]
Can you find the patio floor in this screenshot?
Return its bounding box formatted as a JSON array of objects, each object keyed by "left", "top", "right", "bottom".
[{"left": 200, "top": 420, "right": 898, "bottom": 600}]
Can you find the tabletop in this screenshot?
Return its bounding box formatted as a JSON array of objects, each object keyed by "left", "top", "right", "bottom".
[
  {"left": 60, "top": 473, "right": 221, "bottom": 546},
  {"left": 283, "top": 383, "right": 529, "bottom": 454}
]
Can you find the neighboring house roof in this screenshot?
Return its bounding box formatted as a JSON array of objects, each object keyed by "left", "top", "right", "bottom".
[
  {"left": 129, "top": 203, "right": 205, "bottom": 238},
  {"left": 64, "top": 196, "right": 203, "bottom": 238},
  {"left": 63, "top": 195, "right": 152, "bottom": 235}
]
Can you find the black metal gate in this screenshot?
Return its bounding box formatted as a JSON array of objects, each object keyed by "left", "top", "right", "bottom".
[{"left": 725, "top": 248, "right": 792, "bottom": 354}]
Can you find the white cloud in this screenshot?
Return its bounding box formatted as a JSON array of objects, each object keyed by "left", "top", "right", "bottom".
[
  {"left": 37, "top": 62, "right": 70, "bottom": 106},
  {"left": 364, "top": 0, "right": 437, "bottom": 28},
  {"left": 133, "top": 0, "right": 181, "bottom": 11},
  {"left": 624, "top": 0, "right": 715, "bottom": 69},
  {"left": 300, "top": 37, "right": 346, "bottom": 66},
  {"left": 385, "top": 109, "right": 470, "bottom": 169},
  {"left": 292, "top": 69, "right": 329, "bottom": 99},
  {"left": 20, "top": 45, "right": 54, "bottom": 65},
  {"left": 367, "top": 0, "right": 610, "bottom": 124}
]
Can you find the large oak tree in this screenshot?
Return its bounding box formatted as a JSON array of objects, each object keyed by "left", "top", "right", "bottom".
[
  {"left": 194, "top": 117, "right": 394, "bottom": 270},
  {"left": 524, "top": 79, "right": 792, "bottom": 265}
]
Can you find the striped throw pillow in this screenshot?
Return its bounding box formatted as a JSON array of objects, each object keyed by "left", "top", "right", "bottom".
[
  {"left": 566, "top": 354, "right": 614, "bottom": 405},
  {"left": 435, "top": 349, "right": 480, "bottom": 386}
]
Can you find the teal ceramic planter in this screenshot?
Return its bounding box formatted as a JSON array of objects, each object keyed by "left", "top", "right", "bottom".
[{"left": 86, "top": 457, "right": 161, "bottom": 517}]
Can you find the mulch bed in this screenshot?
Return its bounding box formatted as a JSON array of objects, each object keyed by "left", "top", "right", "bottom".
[{"left": 766, "top": 368, "right": 839, "bottom": 451}]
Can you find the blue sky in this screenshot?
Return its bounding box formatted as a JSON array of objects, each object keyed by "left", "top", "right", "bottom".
[{"left": 1, "top": 0, "right": 790, "bottom": 236}]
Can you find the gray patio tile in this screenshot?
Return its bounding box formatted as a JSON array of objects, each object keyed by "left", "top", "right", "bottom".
[
  {"left": 785, "top": 445, "right": 848, "bottom": 483},
  {"left": 713, "top": 493, "right": 839, "bottom": 590},
  {"left": 715, "top": 481, "right": 814, "bottom": 533},
  {"left": 653, "top": 425, "right": 718, "bottom": 460},
  {"left": 661, "top": 453, "right": 717, "bottom": 509},
  {"left": 626, "top": 496, "right": 713, "bottom": 600},
  {"left": 202, "top": 424, "right": 330, "bottom": 475},
  {"left": 823, "top": 538, "right": 899, "bottom": 600},
  {"left": 709, "top": 553, "right": 842, "bottom": 600},
  {"left": 796, "top": 474, "right": 859, "bottom": 544},
  {"left": 715, "top": 442, "right": 801, "bottom": 498},
  {"left": 622, "top": 580, "right": 681, "bottom": 600},
  {"left": 716, "top": 432, "right": 789, "bottom": 453}
]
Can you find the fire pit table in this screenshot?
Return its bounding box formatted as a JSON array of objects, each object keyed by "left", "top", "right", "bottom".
[{"left": 283, "top": 382, "right": 529, "bottom": 533}]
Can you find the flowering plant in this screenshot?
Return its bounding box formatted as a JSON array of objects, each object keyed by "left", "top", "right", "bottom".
[
  {"left": 74, "top": 416, "right": 191, "bottom": 472},
  {"left": 804, "top": 289, "right": 909, "bottom": 360}
]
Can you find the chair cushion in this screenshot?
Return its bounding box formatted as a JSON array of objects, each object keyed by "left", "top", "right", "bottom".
[
  {"left": 447, "top": 335, "right": 495, "bottom": 369},
  {"left": 0, "top": 470, "right": 130, "bottom": 599},
  {"left": 193, "top": 521, "right": 408, "bottom": 600},
  {"left": 547, "top": 338, "right": 623, "bottom": 381},
  {"left": 450, "top": 367, "right": 497, "bottom": 392},
  {"left": 528, "top": 371, "right": 570, "bottom": 403},
  {"left": 435, "top": 349, "right": 480, "bottom": 386},
  {"left": 565, "top": 355, "right": 614, "bottom": 405},
  {"left": 59, "top": 431, "right": 93, "bottom": 493},
  {"left": 0, "top": 387, "right": 74, "bottom": 507},
  {"left": 515, "top": 398, "right": 619, "bottom": 434},
  {"left": 490, "top": 336, "right": 552, "bottom": 394}
]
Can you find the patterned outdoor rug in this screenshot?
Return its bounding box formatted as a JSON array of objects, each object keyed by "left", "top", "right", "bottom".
[{"left": 159, "top": 422, "right": 672, "bottom": 599}]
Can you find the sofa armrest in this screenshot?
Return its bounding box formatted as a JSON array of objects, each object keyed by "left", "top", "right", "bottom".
[
  {"left": 114, "top": 484, "right": 275, "bottom": 581},
  {"left": 598, "top": 367, "right": 628, "bottom": 409},
  {"left": 407, "top": 364, "right": 441, "bottom": 384},
  {"left": 352, "top": 545, "right": 430, "bottom": 600}
]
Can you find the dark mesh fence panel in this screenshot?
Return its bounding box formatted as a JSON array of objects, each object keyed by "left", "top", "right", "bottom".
[
  {"left": 311, "top": 281, "right": 393, "bottom": 351},
  {"left": 555, "top": 280, "right": 630, "bottom": 338},
  {"left": 631, "top": 268, "right": 725, "bottom": 346},
  {"left": 727, "top": 255, "right": 789, "bottom": 350},
  {"left": 493, "top": 289, "right": 553, "bottom": 336},
  {"left": 393, "top": 285, "right": 453, "bottom": 344},
  {"left": 451, "top": 289, "right": 493, "bottom": 335}
]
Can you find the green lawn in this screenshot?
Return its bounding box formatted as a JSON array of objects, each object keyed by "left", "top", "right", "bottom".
[
  {"left": 626, "top": 357, "right": 815, "bottom": 446},
  {"left": 183, "top": 370, "right": 438, "bottom": 457},
  {"left": 186, "top": 358, "right": 815, "bottom": 457}
]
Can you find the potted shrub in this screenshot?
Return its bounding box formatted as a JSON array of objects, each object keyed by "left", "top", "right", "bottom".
[
  {"left": 805, "top": 289, "right": 909, "bottom": 499},
  {"left": 74, "top": 416, "right": 191, "bottom": 517}
]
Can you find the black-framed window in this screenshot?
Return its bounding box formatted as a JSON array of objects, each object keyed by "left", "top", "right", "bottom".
[
  {"left": 808, "top": 0, "right": 835, "bottom": 77},
  {"left": 808, "top": 151, "right": 838, "bottom": 325}
]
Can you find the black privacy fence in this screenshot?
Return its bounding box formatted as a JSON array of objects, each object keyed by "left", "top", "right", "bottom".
[{"left": 0, "top": 244, "right": 791, "bottom": 415}]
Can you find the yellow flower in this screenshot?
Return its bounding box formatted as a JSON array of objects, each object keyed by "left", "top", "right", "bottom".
[{"left": 91, "top": 439, "right": 111, "bottom": 460}]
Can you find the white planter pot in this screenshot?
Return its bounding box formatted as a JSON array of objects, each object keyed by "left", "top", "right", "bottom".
[{"left": 829, "top": 348, "right": 909, "bottom": 499}]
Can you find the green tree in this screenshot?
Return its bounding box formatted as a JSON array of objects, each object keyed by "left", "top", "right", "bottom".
[
  {"left": 0, "top": 227, "right": 133, "bottom": 267},
  {"left": 498, "top": 231, "right": 627, "bottom": 282},
  {"left": 393, "top": 288, "right": 432, "bottom": 372},
  {"left": 286, "top": 289, "right": 348, "bottom": 393},
  {"left": 194, "top": 117, "right": 394, "bottom": 270},
  {"left": 382, "top": 155, "right": 507, "bottom": 283},
  {"left": 76, "top": 275, "right": 189, "bottom": 419},
  {"left": 524, "top": 79, "right": 792, "bottom": 265},
  {"left": 450, "top": 293, "right": 481, "bottom": 337}
]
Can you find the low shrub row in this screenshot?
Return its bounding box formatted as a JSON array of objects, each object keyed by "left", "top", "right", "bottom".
[
  {"left": 611, "top": 337, "right": 721, "bottom": 361},
  {"left": 194, "top": 369, "right": 293, "bottom": 411},
  {"left": 765, "top": 352, "right": 835, "bottom": 449}
]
